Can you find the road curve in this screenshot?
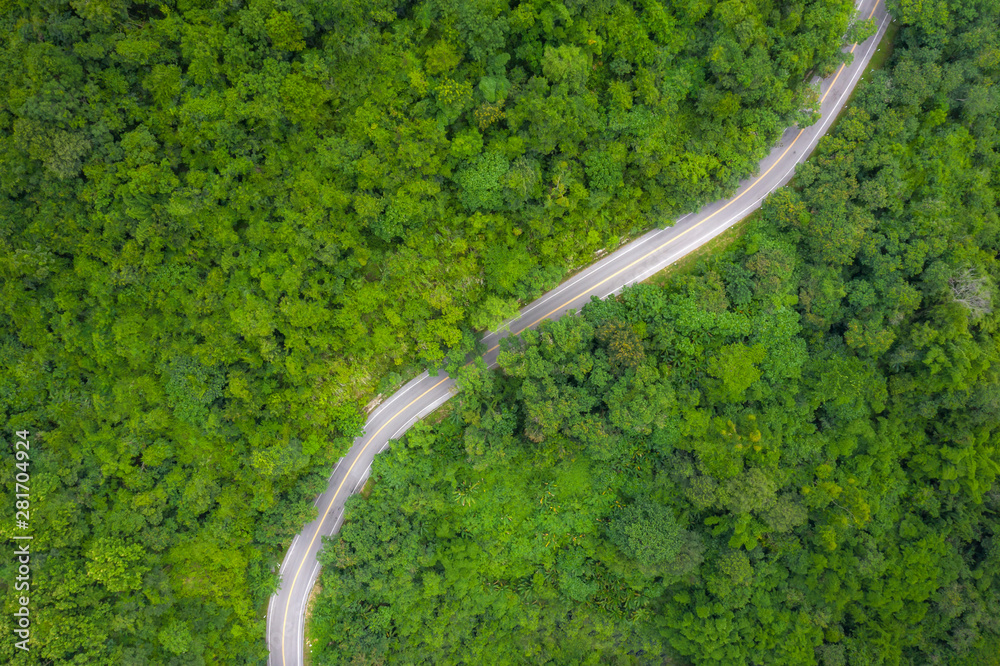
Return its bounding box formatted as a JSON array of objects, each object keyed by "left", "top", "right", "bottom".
[{"left": 268, "top": 2, "right": 891, "bottom": 663}]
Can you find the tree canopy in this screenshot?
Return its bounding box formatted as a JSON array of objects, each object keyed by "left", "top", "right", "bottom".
[
  {"left": 308, "top": 1, "right": 1000, "bottom": 662},
  {"left": 0, "top": 0, "right": 867, "bottom": 661},
  {"left": 4, "top": 0, "right": 1000, "bottom": 663}
]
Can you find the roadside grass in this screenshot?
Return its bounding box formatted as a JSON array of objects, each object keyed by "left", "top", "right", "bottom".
[
  {"left": 426, "top": 401, "right": 454, "bottom": 425},
  {"left": 360, "top": 476, "right": 375, "bottom": 499},
  {"left": 864, "top": 20, "right": 900, "bottom": 75},
  {"left": 302, "top": 583, "right": 322, "bottom": 666},
  {"left": 644, "top": 214, "right": 755, "bottom": 287}
]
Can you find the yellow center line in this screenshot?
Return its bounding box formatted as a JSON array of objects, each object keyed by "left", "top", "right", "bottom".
[
  {"left": 280, "top": 2, "right": 884, "bottom": 663},
  {"left": 281, "top": 376, "right": 449, "bottom": 665},
  {"left": 819, "top": 64, "right": 847, "bottom": 105}
]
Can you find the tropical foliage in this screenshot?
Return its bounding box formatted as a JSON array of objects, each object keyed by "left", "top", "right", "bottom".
[
  {"left": 0, "top": 0, "right": 868, "bottom": 661},
  {"left": 309, "top": 1, "right": 1000, "bottom": 662}
]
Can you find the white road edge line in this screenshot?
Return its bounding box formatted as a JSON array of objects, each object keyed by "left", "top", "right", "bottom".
[{"left": 279, "top": 535, "right": 299, "bottom": 575}]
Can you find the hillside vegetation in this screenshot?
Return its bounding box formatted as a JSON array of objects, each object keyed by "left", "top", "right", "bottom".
[
  {"left": 309, "top": 1, "right": 1000, "bottom": 663},
  {"left": 0, "top": 0, "right": 866, "bottom": 662}
]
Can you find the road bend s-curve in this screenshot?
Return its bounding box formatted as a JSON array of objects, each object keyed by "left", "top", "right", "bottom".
[{"left": 268, "top": 1, "right": 891, "bottom": 663}]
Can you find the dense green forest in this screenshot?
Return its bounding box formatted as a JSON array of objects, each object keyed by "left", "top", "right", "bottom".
[
  {"left": 0, "top": 0, "right": 871, "bottom": 662},
  {"left": 310, "top": 2, "right": 1000, "bottom": 664}
]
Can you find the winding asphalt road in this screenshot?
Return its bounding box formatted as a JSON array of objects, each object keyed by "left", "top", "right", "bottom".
[{"left": 267, "top": 1, "right": 891, "bottom": 662}]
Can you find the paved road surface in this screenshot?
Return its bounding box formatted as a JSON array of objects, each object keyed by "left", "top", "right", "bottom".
[{"left": 267, "top": 1, "right": 891, "bottom": 662}]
